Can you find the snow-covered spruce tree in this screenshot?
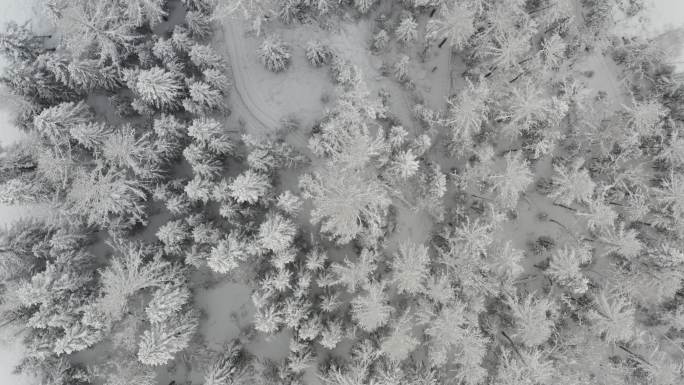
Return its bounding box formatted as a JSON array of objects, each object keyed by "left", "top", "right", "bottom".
[
  {"left": 387, "top": 149, "right": 420, "bottom": 180},
  {"left": 203, "top": 68, "right": 232, "bottom": 93},
  {"left": 102, "top": 126, "right": 160, "bottom": 178},
  {"left": 276, "top": 190, "right": 303, "bottom": 215},
  {"left": 426, "top": 1, "right": 476, "bottom": 50},
  {"left": 380, "top": 311, "right": 419, "bottom": 362},
  {"left": 444, "top": 77, "right": 490, "bottom": 146},
  {"left": 33, "top": 100, "right": 93, "bottom": 146},
  {"left": 156, "top": 219, "right": 190, "bottom": 255},
  {"left": 69, "top": 121, "right": 111, "bottom": 151},
  {"left": 91, "top": 358, "right": 157, "bottom": 385},
  {"left": 47, "top": 0, "right": 141, "bottom": 65},
  {"left": 351, "top": 282, "right": 393, "bottom": 332},
  {"left": 67, "top": 166, "right": 148, "bottom": 228},
  {"left": 354, "top": 0, "right": 377, "bottom": 13},
  {"left": 183, "top": 143, "right": 223, "bottom": 178},
  {"left": 185, "top": 10, "right": 213, "bottom": 39},
  {"left": 598, "top": 222, "right": 643, "bottom": 260},
  {"left": 494, "top": 348, "right": 554, "bottom": 385},
  {"left": 393, "top": 54, "right": 410, "bottom": 82},
  {"left": 391, "top": 241, "right": 430, "bottom": 295},
  {"left": 97, "top": 240, "right": 177, "bottom": 321},
  {"left": 395, "top": 15, "right": 418, "bottom": 45},
  {"left": 257, "top": 36, "right": 291, "bottom": 73},
  {"left": 184, "top": 80, "right": 225, "bottom": 114},
  {"left": 145, "top": 284, "right": 191, "bottom": 324},
  {"left": 43, "top": 51, "right": 119, "bottom": 93},
  {"left": 549, "top": 159, "right": 596, "bottom": 206},
  {"left": 188, "top": 117, "right": 234, "bottom": 156},
  {"left": 424, "top": 302, "right": 488, "bottom": 385},
  {"left": 185, "top": 175, "right": 214, "bottom": 204},
  {"left": 372, "top": 29, "right": 389, "bottom": 51},
  {"left": 190, "top": 44, "right": 227, "bottom": 70},
  {"left": 331, "top": 248, "right": 377, "bottom": 293},
  {"left": 132, "top": 67, "right": 185, "bottom": 110},
  {"left": 243, "top": 134, "right": 308, "bottom": 173},
  {"left": 320, "top": 320, "right": 344, "bottom": 349},
  {"left": 300, "top": 167, "right": 391, "bottom": 243},
  {"left": 305, "top": 40, "right": 333, "bottom": 67},
  {"left": 207, "top": 233, "right": 252, "bottom": 274},
  {"left": 119, "top": 0, "right": 166, "bottom": 27},
  {"left": 229, "top": 169, "right": 271, "bottom": 204},
  {"left": 587, "top": 289, "right": 636, "bottom": 343},
  {"left": 546, "top": 245, "right": 590, "bottom": 295},
  {"left": 506, "top": 293, "right": 556, "bottom": 347},
  {"left": 138, "top": 310, "right": 198, "bottom": 366},
  {"left": 258, "top": 213, "right": 297, "bottom": 253},
  {"left": 490, "top": 153, "right": 533, "bottom": 209}
]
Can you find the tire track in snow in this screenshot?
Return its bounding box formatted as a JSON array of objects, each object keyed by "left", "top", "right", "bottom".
[{"left": 215, "top": 20, "right": 309, "bottom": 149}]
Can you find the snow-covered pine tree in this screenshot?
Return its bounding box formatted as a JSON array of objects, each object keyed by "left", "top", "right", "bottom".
[{"left": 257, "top": 36, "right": 291, "bottom": 72}]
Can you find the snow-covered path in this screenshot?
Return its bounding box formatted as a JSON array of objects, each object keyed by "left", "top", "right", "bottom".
[
  {"left": 215, "top": 21, "right": 281, "bottom": 133},
  {"left": 214, "top": 19, "right": 325, "bottom": 150}
]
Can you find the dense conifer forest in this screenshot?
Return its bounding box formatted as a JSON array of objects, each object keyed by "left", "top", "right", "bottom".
[{"left": 1, "top": 1, "right": 684, "bottom": 384}]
